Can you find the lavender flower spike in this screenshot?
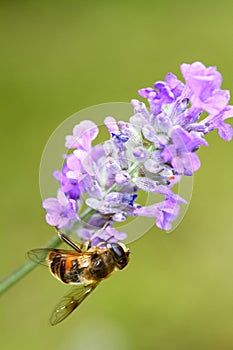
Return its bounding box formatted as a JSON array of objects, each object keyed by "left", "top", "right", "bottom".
[
  {"left": 43, "top": 190, "right": 79, "bottom": 228},
  {"left": 42, "top": 61, "right": 232, "bottom": 244}
]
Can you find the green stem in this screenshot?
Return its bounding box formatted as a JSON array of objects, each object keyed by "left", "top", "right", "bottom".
[{"left": 0, "top": 234, "right": 61, "bottom": 296}]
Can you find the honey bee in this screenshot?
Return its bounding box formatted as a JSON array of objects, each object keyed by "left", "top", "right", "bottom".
[{"left": 28, "top": 229, "right": 130, "bottom": 325}]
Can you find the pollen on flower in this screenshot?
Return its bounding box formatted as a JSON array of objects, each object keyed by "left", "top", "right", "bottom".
[
  {"left": 42, "top": 61, "right": 233, "bottom": 241},
  {"left": 168, "top": 176, "right": 175, "bottom": 181}
]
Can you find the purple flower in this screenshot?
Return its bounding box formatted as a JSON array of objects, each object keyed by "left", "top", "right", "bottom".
[
  {"left": 155, "top": 199, "right": 181, "bottom": 231},
  {"left": 181, "top": 62, "right": 230, "bottom": 114},
  {"left": 135, "top": 179, "right": 187, "bottom": 203},
  {"left": 162, "top": 126, "right": 208, "bottom": 175},
  {"left": 78, "top": 225, "right": 127, "bottom": 246},
  {"left": 165, "top": 72, "right": 184, "bottom": 99},
  {"left": 104, "top": 116, "right": 119, "bottom": 134},
  {"left": 92, "top": 226, "right": 127, "bottom": 246},
  {"left": 65, "top": 120, "right": 98, "bottom": 150},
  {"left": 42, "top": 190, "right": 79, "bottom": 228},
  {"left": 86, "top": 192, "right": 138, "bottom": 217},
  {"left": 188, "top": 106, "right": 233, "bottom": 142},
  {"left": 115, "top": 172, "right": 131, "bottom": 184},
  {"left": 131, "top": 99, "right": 150, "bottom": 119},
  {"left": 53, "top": 162, "right": 80, "bottom": 200},
  {"left": 66, "top": 149, "right": 104, "bottom": 198},
  {"left": 138, "top": 73, "right": 184, "bottom": 116},
  {"left": 134, "top": 198, "right": 182, "bottom": 231},
  {"left": 78, "top": 225, "right": 127, "bottom": 247},
  {"left": 42, "top": 61, "right": 232, "bottom": 240}
]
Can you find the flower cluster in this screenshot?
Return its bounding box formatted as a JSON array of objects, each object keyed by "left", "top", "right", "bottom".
[{"left": 43, "top": 62, "right": 233, "bottom": 243}]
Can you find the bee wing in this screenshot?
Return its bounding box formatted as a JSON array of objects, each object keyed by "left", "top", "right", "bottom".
[
  {"left": 27, "top": 248, "right": 53, "bottom": 266},
  {"left": 27, "top": 249, "right": 81, "bottom": 267},
  {"left": 50, "top": 283, "right": 99, "bottom": 326}
]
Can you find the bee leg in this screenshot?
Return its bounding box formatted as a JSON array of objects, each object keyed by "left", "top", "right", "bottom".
[
  {"left": 105, "top": 235, "right": 114, "bottom": 243},
  {"left": 55, "top": 227, "right": 82, "bottom": 252},
  {"left": 87, "top": 219, "right": 112, "bottom": 249},
  {"left": 86, "top": 236, "right": 114, "bottom": 250},
  {"left": 87, "top": 240, "right": 92, "bottom": 250},
  {"left": 95, "top": 235, "right": 115, "bottom": 248},
  {"left": 79, "top": 239, "right": 88, "bottom": 251}
]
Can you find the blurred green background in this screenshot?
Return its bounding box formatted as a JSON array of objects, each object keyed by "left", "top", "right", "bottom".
[{"left": 1, "top": 1, "right": 233, "bottom": 349}]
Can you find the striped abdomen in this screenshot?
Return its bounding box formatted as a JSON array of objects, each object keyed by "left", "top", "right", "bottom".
[{"left": 48, "top": 252, "right": 83, "bottom": 284}]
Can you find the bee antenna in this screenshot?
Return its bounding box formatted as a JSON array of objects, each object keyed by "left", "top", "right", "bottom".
[{"left": 96, "top": 235, "right": 115, "bottom": 248}]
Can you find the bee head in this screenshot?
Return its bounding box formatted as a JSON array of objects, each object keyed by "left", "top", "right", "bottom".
[{"left": 108, "top": 242, "right": 130, "bottom": 270}]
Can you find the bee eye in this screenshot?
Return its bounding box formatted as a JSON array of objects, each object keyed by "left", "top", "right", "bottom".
[
  {"left": 110, "top": 243, "right": 125, "bottom": 259},
  {"left": 94, "top": 259, "right": 102, "bottom": 268}
]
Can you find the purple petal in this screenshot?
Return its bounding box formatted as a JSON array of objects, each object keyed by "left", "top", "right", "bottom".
[
  {"left": 171, "top": 126, "right": 192, "bottom": 151},
  {"left": 181, "top": 62, "right": 229, "bottom": 114},
  {"left": 104, "top": 116, "right": 119, "bottom": 133},
  {"left": 218, "top": 122, "right": 233, "bottom": 141},
  {"left": 57, "top": 190, "right": 69, "bottom": 206},
  {"left": 131, "top": 99, "right": 150, "bottom": 117},
  {"left": 78, "top": 228, "right": 93, "bottom": 241},
  {"left": 165, "top": 73, "right": 184, "bottom": 98},
  {"left": 115, "top": 172, "right": 130, "bottom": 184},
  {"left": 65, "top": 120, "right": 98, "bottom": 150},
  {"left": 138, "top": 87, "right": 155, "bottom": 99},
  {"left": 67, "top": 154, "right": 82, "bottom": 171},
  {"left": 42, "top": 198, "right": 59, "bottom": 211},
  {"left": 162, "top": 144, "right": 177, "bottom": 162},
  {"left": 133, "top": 146, "right": 148, "bottom": 161}
]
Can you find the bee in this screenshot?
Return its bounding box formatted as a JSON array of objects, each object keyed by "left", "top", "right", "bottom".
[{"left": 28, "top": 229, "right": 130, "bottom": 325}]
